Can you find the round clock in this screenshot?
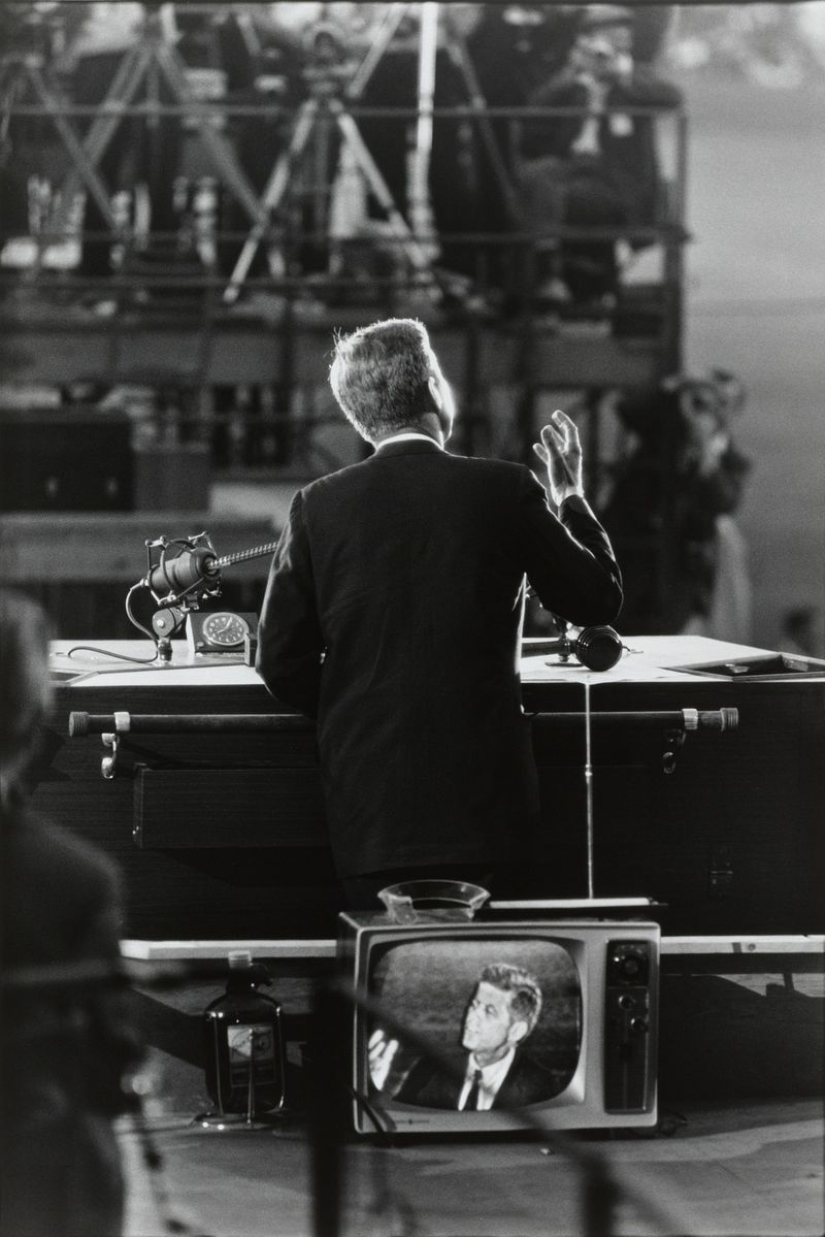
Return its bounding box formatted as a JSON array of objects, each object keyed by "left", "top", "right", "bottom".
[{"left": 200, "top": 611, "right": 250, "bottom": 648}]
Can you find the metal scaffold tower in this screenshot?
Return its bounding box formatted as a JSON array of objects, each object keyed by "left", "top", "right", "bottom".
[{"left": 1, "top": 2, "right": 687, "bottom": 482}]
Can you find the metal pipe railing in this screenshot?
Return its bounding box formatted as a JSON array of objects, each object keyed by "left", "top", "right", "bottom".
[{"left": 68, "top": 707, "right": 738, "bottom": 738}]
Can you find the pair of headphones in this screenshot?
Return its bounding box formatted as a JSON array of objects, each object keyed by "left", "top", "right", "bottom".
[{"left": 543, "top": 624, "right": 624, "bottom": 671}]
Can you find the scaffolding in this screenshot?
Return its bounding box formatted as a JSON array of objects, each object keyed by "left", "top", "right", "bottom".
[{"left": 1, "top": 5, "right": 689, "bottom": 487}]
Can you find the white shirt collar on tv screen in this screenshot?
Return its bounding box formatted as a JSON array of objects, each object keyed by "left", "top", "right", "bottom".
[{"left": 461, "top": 1046, "right": 517, "bottom": 1111}]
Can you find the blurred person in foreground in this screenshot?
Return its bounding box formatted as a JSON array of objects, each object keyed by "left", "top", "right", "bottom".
[
  {"left": 0, "top": 590, "right": 142, "bottom": 1237},
  {"left": 255, "top": 318, "right": 622, "bottom": 909}
]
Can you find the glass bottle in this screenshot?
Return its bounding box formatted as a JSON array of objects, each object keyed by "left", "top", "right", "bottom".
[{"left": 202, "top": 950, "right": 285, "bottom": 1116}]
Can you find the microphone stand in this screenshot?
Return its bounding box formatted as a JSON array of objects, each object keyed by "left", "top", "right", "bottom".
[{"left": 131, "top": 532, "right": 279, "bottom": 661}]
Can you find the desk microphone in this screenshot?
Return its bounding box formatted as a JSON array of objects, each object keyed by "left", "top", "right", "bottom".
[{"left": 146, "top": 547, "right": 219, "bottom": 598}]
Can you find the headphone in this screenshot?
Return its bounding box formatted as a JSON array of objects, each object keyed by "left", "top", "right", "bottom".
[{"left": 544, "top": 624, "right": 624, "bottom": 671}]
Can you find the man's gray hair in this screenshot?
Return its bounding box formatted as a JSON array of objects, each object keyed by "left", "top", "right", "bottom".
[{"left": 328, "top": 317, "right": 437, "bottom": 442}]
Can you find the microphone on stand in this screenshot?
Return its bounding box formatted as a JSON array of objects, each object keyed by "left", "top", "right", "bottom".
[
  {"left": 145, "top": 547, "right": 220, "bottom": 600},
  {"left": 126, "top": 532, "right": 280, "bottom": 659}
]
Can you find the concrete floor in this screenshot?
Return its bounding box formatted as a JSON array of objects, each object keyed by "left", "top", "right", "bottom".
[
  {"left": 114, "top": 957, "right": 823, "bottom": 1236},
  {"left": 120, "top": 1096, "right": 824, "bottom": 1237}
]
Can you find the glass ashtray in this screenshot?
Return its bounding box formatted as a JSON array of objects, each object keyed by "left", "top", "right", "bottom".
[{"left": 378, "top": 879, "right": 491, "bottom": 923}]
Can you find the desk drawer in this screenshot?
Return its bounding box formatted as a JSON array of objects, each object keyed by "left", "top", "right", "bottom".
[{"left": 134, "top": 767, "right": 326, "bottom": 848}]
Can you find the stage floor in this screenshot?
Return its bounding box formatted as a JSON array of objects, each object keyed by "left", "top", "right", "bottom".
[{"left": 119, "top": 1095, "right": 824, "bottom": 1237}]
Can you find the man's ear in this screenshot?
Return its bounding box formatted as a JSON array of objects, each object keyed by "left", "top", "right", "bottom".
[
  {"left": 508, "top": 1018, "right": 529, "bottom": 1048},
  {"left": 427, "top": 373, "right": 443, "bottom": 411}
]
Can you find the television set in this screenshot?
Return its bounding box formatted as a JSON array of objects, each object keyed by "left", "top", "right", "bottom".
[{"left": 338, "top": 912, "right": 659, "bottom": 1135}]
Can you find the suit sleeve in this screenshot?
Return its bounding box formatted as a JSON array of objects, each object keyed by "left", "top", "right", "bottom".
[
  {"left": 517, "top": 468, "right": 623, "bottom": 626},
  {"left": 255, "top": 490, "right": 324, "bottom": 719}
]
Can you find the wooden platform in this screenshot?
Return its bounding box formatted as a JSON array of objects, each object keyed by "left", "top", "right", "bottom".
[{"left": 0, "top": 291, "right": 672, "bottom": 389}]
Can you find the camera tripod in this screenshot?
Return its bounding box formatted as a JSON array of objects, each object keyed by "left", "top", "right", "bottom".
[
  {"left": 222, "top": 40, "right": 440, "bottom": 304},
  {"left": 222, "top": 0, "right": 524, "bottom": 306}
]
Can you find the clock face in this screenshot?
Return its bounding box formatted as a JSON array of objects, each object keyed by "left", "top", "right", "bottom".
[{"left": 201, "top": 611, "right": 249, "bottom": 648}]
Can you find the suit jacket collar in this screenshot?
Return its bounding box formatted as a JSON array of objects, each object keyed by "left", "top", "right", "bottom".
[{"left": 372, "top": 438, "right": 444, "bottom": 459}]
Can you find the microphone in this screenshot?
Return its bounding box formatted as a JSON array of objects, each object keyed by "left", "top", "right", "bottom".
[{"left": 146, "top": 547, "right": 219, "bottom": 599}]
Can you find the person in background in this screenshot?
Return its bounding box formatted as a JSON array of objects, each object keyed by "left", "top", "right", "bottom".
[
  {"left": 779, "top": 606, "right": 824, "bottom": 660},
  {"left": 0, "top": 590, "right": 142, "bottom": 1237},
  {"left": 255, "top": 318, "right": 622, "bottom": 909},
  {"left": 600, "top": 374, "right": 751, "bottom": 638},
  {"left": 518, "top": 14, "right": 682, "bottom": 305},
  {"left": 369, "top": 962, "right": 561, "bottom": 1110}
]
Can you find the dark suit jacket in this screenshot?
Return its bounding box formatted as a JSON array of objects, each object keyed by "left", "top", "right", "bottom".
[
  {"left": 256, "top": 440, "right": 621, "bottom": 877},
  {"left": 394, "top": 1046, "right": 563, "bottom": 1110},
  {"left": 0, "top": 803, "right": 140, "bottom": 1237}
]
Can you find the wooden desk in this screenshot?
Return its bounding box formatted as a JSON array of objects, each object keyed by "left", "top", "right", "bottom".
[{"left": 36, "top": 635, "right": 825, "bottom": 940}]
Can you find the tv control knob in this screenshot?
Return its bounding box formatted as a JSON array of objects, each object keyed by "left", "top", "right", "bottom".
[{"left": 630, "top": 1017, "right": 649, "bottom": 1036}]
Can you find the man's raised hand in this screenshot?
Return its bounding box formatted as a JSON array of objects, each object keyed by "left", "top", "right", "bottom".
[
  {"left": 532, "top": 409, "right": 585, "bottom": 507},
  {"left": 368, "top": 1027, "right": 399, "bottom": 1090}
]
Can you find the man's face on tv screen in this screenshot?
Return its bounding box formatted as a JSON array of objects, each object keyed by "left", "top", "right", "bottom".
[{"left": 461, "top": 981, "right": 520, "bottom": 1059}]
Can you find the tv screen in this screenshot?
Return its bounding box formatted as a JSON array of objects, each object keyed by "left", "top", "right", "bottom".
[{"left": 338, "top": 915, "right": 659, "bottom": 1135}]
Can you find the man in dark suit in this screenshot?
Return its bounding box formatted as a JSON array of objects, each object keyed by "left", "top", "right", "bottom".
[
  {"left": 255, "top": 317, "right": 622, "bottom": 906},
  {"left": 370, "top": 963, "right": 562, "bottom": 1110}
]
